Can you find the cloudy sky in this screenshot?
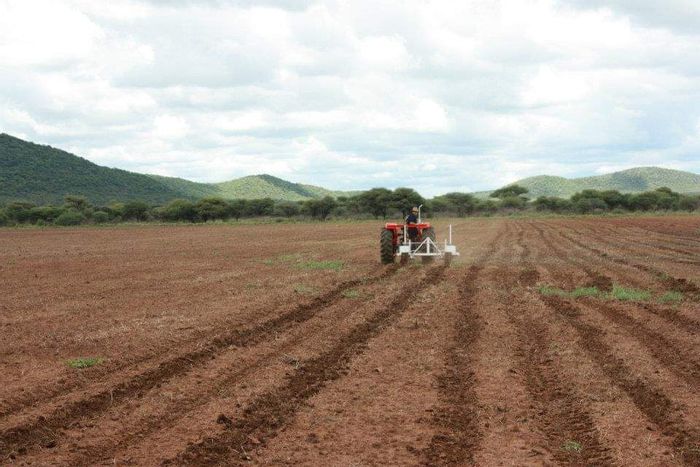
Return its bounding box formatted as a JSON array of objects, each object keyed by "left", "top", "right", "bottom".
[{"left": 1, "top": 0, "right": 699, "bottom": 196}]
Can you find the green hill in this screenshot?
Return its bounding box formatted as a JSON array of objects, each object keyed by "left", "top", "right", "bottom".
[
  {"left": 482, "top": 167, "right": 700, "bottom": 199},
  {"left": 0, "top": 134, "right": 355, "bottom": 204}
]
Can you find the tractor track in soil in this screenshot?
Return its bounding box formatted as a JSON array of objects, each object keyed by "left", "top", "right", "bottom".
[
  {"left": 579, "top": 224, "right": 700, "bottom": 264},
  {"left": 540, "top": 295, "right": 700, "bottom": 466},
  {"left": 506, "top": 223, "right": 614, "bottom": 465},
  {"left": 578, "top": 299, "right": 700, "bottom": 388},
  {"left": 2, "top": 217, "right": 700, "bottom": 465},
  {"left": 553, "top": 224, "right": 700, "bottom": 298},
  {"left": 168, "top": 265, "right": 448, "bottom": 465},
  {"left": 421, "top": 264, "right": 485, "bottom": 466},
  {"left": 0, "top": 265, "right": 401, "bottom": 462},
  {"left": 533, "top": 221, "right": 700, "bottom": 341},
  {"left": 0, "top": 267, "right": 383, "bottom": 422},
  {"left": 61, "top": 265, "right": 409, "bottom": 466}
]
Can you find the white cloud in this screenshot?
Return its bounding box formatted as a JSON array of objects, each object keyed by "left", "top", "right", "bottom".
[{"left": 1, "top": 0, "right": 699, "bottom": 196}]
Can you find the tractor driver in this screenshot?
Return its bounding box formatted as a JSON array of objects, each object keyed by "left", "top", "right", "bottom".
[{"left": 405, "top": 206, "right": 419, "bottom": 242}]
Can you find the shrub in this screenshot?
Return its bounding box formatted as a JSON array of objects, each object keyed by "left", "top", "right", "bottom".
[
  {"left": 55, "top": 209, "right": 86, "bottom": 226},
  {"left": 273, "top": 201, "right": 301, "bottom": 217},
  {"left": 574, "top": 197, "right": 608, "bottom": 214},
  {"left": 491, "top": 184, "right": 529, "bottom": 199},
  {"left": 0, "top": 209, "right": 9, "bottom": 226},
  {"left": 29, "top": 206, "right": 62, "bottom": 223},
  {"left": 161, "top": 199, "right": 197, "bottom": 222},
  {"left": 499, "top": 196, "right": 527, "bottom": 209},
  {"left": 92, "top": 211, "right": 110, "bottom": 223},
  {"left": 122, "top": 200, "right": 149, "bottom": 221},
  {"left": 195, "top": 197, "right": 229, "bottom": 221},
  {"left": 5, "top": 201, "right": 35, "bottom": 223}
]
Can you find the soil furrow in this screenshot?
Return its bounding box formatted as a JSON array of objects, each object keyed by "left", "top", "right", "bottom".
[
  {"left": 581, "top": 300, "right": 700, "bottom": 388},
  {"left": 638, "top": 302, "right": 700, "bottom": 334},
  {"left": 535, "top": 221, "right": 700, "bottom": 337},
  {"left": 553, "top": 225, "right": 700, "bottom": 298},
  {"left": 541, "top": 294, "right": 700, "bottom": 466},
  {"left": 0, "top": 265, "right": 398, "bottom": 462},
  {"left": 61, "top": 266, "right": 409, "bottom": 466},
  {"left": 167, "top": 266, "right": 447, "bottom": 465},
  {"left": 507, "top": 227, "right": 612, "bottom": 465},
  {"left": 421, "top": 264, "right": 483, "bottom": 466},
  {"left": 0, "top": 269, "right": 373, "bottom": 422},
  {"left": 421, "top": 223, "right": 508, "bottom": 465},
  {"left": 515, "top": 312, "right": 613, "bottom": 465}
]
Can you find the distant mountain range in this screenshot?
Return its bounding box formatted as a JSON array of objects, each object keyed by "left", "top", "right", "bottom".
[
  {"left": 475, "top": 167, "right": 700, "bottom": 199},
  {"left": 0, "top": 134, "right": 355, "bottom": 205},
  {"left": 1, "top": 133, "right": 698, "bottom": 205}
]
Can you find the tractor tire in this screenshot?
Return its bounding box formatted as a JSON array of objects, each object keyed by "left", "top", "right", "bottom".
[{"left": 380, "top": 228, "right": 395, "bottom": 264}]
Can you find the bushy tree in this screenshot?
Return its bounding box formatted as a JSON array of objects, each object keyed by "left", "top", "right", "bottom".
[
  {"left": 534, "top": 196, "right": 572, "bottom": 212},
  {"left": 5, "top": 202, "right": 35, "bottom": 223},
  {"left": 55, "top": 209, "right": 86, "bottom": 226},
  {"left": 195, "top": 197, "right": 229, "bottom": 221},
  {"left": 273, "top": 201, "right": 301, "bottom": 217},
  {"left": 390, "top": 188, "right": 424, "bottom": 216},
  {"left": 0, "top": 209, "right": 9, "bottom": 226},
  {"left": 161, "top": 199, "right": 197, "bottom": 222},
  {"left": 63, "top": 195, "right": 91, "bottom": 212},
  {"left": 358, "top": 188, "right": 393, "bottom": 218},
  {"left": 92, "top": 211, "right": 110, "bottom": 223},
  {"left": 490, "top": 184, "right": 529, "bottom": 199},
  {"left": 574, "top": 197, "right": 608, "bottom": 213},
  {"left": 679, "top": 195, "right": 700, "bottom": 212},
  {"left": 122, "top": 200, "right": 149, "bottom": 221},
  {"left": 440, "top": 192, "right": 477, "bottom": 216},
  {"left": 228, "top": 199, "right": 249, "bottom": 220},
  {"left": 29, "top": 206, "right": 62, "bottom": 223},
  {"left": 105, "top": 203, "right": 125, "bottom": 220},
  {"left": 245, "top": 198, "right": 274, "bottom": 216},
  {"left": 304, "top": 196, "right": 337, "bottom": 220}
]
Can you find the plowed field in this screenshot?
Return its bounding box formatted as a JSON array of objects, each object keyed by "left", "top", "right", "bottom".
[{"left": 1, "top": 217, "right": 699, "bottom": 466}]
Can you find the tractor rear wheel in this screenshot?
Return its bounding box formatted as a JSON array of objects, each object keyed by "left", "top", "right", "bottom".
[{"left": 380, "top": 229, "right": 395, "bottom": 264}]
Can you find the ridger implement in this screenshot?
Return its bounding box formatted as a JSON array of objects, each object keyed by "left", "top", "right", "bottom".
[{"left": 380, "top": 205, "right": 459, "bottom": 266}]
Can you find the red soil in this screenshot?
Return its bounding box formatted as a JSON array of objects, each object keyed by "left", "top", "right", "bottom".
[{"left": 1, "top": 216, "right": 699, "bottom": 466}]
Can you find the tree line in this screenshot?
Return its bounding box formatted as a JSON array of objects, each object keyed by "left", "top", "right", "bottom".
[{"left": 1, "top": 185, "right": 699, "bottom": 227}]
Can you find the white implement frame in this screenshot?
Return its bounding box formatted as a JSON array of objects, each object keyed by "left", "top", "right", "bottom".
[{"left": 396, "top": 205, "right": 460, "bottom": 260}]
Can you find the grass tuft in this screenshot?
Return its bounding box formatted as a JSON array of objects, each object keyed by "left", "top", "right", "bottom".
[
  {"left": 298, "top": 260, "right": 343, "bottom": 271},
  {"left": 67, "top": 357, "right": 102, "bottom": 369},
  {"left": 538, "top": 285, "right": 566, "bottom": 297},
  {"left": 570, "top": 287, "right": 600, "bottom": 298},
  {"left": 342, "top": 289, "right": 361, "bottom": 299},
  {"left": 659, "top": 291, "right": 684, "bottom": 304},
  {"left": 562, "top": 440, "right": 582, "bottom": 453},
  {"left": 609, "top": 285, "right": 652, "bottom": 302}
]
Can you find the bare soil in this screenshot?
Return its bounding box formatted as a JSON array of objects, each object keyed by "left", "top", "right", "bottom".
[{"left": 1, "top": 216, "right": 699, "bottom": 466}]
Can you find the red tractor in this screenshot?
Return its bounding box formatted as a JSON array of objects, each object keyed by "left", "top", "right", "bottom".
[{"left": 380, "top": 206, "right": 458, "bottom": 265}]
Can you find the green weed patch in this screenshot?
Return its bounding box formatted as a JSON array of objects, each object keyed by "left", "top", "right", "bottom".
[
  {"left": 658, "top": 291, "right": 684, "bottom": 304},
  {"left": 67, "top": 357, "right": 103, "bottom": 369}
]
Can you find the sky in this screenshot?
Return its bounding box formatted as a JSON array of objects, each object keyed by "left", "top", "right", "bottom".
[{"left": 1, "top": 0, "right": 699, "bottom": 196}]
